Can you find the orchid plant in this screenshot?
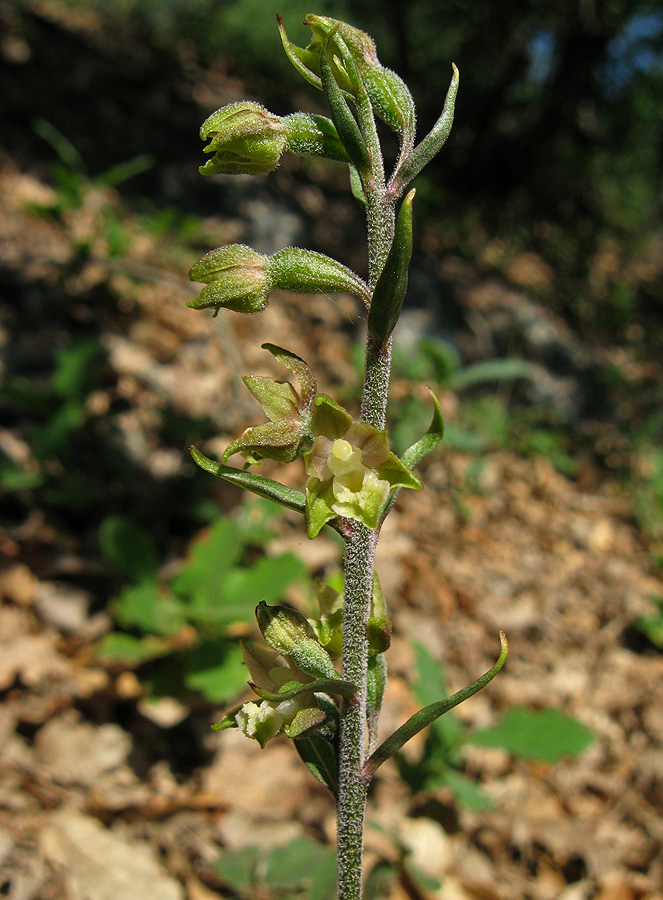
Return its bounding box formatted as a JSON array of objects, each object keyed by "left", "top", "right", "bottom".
[{"left": 187, "top": 15, "right": 507, "bottom": 900}]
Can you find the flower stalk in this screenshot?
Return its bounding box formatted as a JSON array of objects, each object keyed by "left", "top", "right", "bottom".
[{"left": 186, "top": 15, "right": 506, "bottom": 900}]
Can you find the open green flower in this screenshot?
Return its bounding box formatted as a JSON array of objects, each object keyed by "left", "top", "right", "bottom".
[{"left": 303, "top": 395, "right": 422, "bottom": 537}]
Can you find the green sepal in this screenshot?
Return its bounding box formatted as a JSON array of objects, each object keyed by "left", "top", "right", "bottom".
[
  {"left": 222, "top": 419, "right": 306, "bottom": 465},
  {"left": 375, "top": 452, "right": 423, "bottom": 492},
  {"left": 319, "top": 29, "right": 371, "bottom": 178},
  {"left": 190, "top": 446, "right": 306, "bottom": 514},
  {"left": 211, "top": 704, "right": 243, "bottom": 732},
  {"left": 400, "top": 388, "right": 445, "bottom": 471},
  {"left": 294, "top": 733, "right": 338, "bottom": 796},
  {"left": 367, "top": 189, "right": 415, "bottom": 349},
  {"left": 363, "top": 632, "right": 508, "bottom": 781},
  {"left": 305, "top": 477, "right": 339, "bottom": 540},
  {"left": 242, "top": 376, "right": 299, "bottom": 422},
  {"left": 240, "top": 640, "right": 291, "bottom": 693},
  {"left": 262, "top": 343, "right": 317, "bottom": 411},
  {"left": 268, "top": 248, "right": 370, "bottom": 308},
  {"left": 367, "top": 653, "right": 387, "bottom": 752},
  {"left": 256, "top": 602, "right": 340, "bottom": 681},
  {"left": 392, "top": 65, "right": 459, "bottom": 194},
  {"left": 251, "top": 676, "right": 356, "bottom": 702},
  {"left": 310, "top": 394, "right": 354, "bottom": 440},
  {"left": 284, "top": 706, "right": 327, "bottom": 739},
  {"left": 283, "top": 112, "right": 350, "bottom": 163}
]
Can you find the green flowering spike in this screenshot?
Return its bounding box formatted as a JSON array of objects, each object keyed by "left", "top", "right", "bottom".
[
  {"left": 198, "top": 101, "right": 288, "bottom": 176},
  {"left": 188, "top": 245, "right": 271, "bottom": 314},
  {"left": 303, "top": 398, "right": 422, "bottom": 535},
  {"left": 367, "top": 189, "right": 415, "bottom": 350},
  {"left": 256, "top": 602, "right": 340, "bottom": 681},
  {"left": 268, "top": 248, "right": 370, "bottom": 308},
  {"left": 283, "top": 112, "right": 350, "bottom": 163}
]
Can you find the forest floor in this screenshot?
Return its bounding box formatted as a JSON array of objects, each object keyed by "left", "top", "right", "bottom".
[{"left": 2, "top": 4, "right": 663, "bottom": 900}]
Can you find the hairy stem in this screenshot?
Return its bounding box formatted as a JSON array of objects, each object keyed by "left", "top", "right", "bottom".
[{"left": 336, "top": 186, "right": 396, "bottom": 900}]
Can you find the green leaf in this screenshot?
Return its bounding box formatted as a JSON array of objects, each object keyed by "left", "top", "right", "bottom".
[
  {"left": 364, "top": 633, "right": 508, "bottom": 780},
  {"left": 51, "top": 337, "right": 100, "bottom": 399},
  {"left": 633, "top": 595, "right": 663, "bottom": 647},
  {"left": 392, "top": 64, "right": 459, "bottom": 193},
  {"left": 468, "top": 707, "right": 595, "bottom": 763},
  {"left": 308, "top": 846, "right": 338, "bottom": 900},
  {"left": 191, "top": 445, "right": 307, "bottom": 514},
  {"left": 95, "top": 632, "right": 173, "bottom": 664},
  {"left": 112, "top": 582, "right": 186, "bottom": 637},
  {"left": 442, "top": 768, "right": 493, "bottom": 810},
  {"left": 214, "top": 846, "right": 260, "bottom": 892},
  {"left": 264, "top": 836, "right": 335, "bottom": 891},
  {"left": 295, "top": 733, "right": 338, "bottom": 795},
  {"left": 182, "top": 641, "right": 247, "bottom": 702},
  {"left": 170, "top": 518, "right": 243, "bottom": 602},
  {"left": 367, "top": 189, "right": 415, "bottom": 350},
  {"left": 200, "top": 553, "right": 305, "bottom": 623},
  {"left": 448, "top": 357, "right": 534, "bottom": 390},
  {"left": 400, "top": 390, "right": 444, "bottom": 472},
  {"left": 364, "top": 861, "right": 396, "bottom": 900},
  {"left": 99, "top": 516, "right": 160, "bottom": 583}
]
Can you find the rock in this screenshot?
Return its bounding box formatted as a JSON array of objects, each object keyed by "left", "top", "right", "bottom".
[
  {"left": 42, "top": 809, "right": 184, "bottom": 900},
  {"left": 35, "top": 711, "right": 131, "bottom": 787}
]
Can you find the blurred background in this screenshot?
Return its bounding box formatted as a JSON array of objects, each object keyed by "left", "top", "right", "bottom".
[{"left": 1, "top": 1, "right": 663, "bottom": 899}]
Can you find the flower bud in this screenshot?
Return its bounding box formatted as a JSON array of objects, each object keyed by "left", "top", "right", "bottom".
[
  {"left": 256, "top": 602, "right": 339, "bottom": 681},
  {"left": 188, "top": 244, "right": 271, "bottom": 314},
  {"left": 199, "top": 101, "right": 287, "bottom": 176}
]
